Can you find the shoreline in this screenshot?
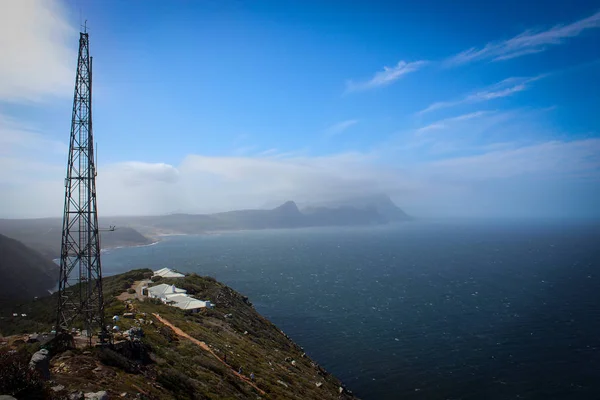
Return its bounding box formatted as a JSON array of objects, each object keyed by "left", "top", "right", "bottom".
[{"left": 100, "top": 239, "right": 161, "bottom": 253}]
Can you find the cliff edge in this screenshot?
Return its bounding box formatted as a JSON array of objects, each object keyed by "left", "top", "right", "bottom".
[{"left": 0, "top": 270, "right": 359, "bottom": 399}]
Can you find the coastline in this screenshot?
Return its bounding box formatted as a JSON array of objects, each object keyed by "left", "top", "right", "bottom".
[{"left": 100, "top": 238, "right": 161, "bottom": 253}]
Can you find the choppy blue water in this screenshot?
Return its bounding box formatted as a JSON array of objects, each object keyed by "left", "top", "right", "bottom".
[{"left": 102, "top": 220, "right": 600, "bottom": 399}]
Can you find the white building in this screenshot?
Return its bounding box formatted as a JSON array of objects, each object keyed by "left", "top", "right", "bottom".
[
  {"left": 146, "top": 283, "right": 214, "bottom": 313},
  {"left": 153, "top": 268, "right": 185, "bottom": 279},
  {"left": 165, "top": 294, "right": 214, "bottom": 312},
  {"left": 147, "top": 284, "right": 187, "bottom": 300}
]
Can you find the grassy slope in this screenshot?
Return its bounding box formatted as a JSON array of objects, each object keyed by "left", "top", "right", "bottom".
[
  {"left": 1, "top": 271, "right": 359, "bottom": 400},
  {"left": 0, "top": 269, "right": 152, "bottom": 336}
]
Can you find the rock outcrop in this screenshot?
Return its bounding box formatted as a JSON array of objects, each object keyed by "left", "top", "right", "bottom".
[{"left": 29, "top": 348, "right": 50, "bottom": 379}]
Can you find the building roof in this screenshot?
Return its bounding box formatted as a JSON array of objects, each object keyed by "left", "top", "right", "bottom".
[
  {"left": 170, "top": 296, "right": 210, "bottom": 310},
  {"left": 164, "top": 294, "right": 190, "bottom": 302},
  {"left": 147, "top": 283, "right": 187, "bottom": 297},
  {"left": 153, "top": 267, "right": 185, "bottom": 278}
]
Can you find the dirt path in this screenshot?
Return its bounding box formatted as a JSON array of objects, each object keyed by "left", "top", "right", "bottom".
[
  {"left": 117, "top": 280, "right": 139, "bottom": 301},
  {"left": 152, "top": 313, "right": 266, "bottom": 396}
]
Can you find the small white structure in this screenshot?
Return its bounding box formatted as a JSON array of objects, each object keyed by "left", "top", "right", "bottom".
[
  {"left": 146, "top": 283, "right": 214, "bottom": 313},
  {"left": 147, "top": 283, "right": 187, "bottom": 300},
  {"left": 153, "top": 268, "right": 185, "bottom": 279},
  {"left": 166, "top": 295, "right": 213, "bottom": 312}
]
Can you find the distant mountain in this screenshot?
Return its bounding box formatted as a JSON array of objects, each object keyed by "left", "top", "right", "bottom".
[
  {"left": 0, "top": 218, "right": 151, "bottom": 260},
  {"left": 0, "top": 233, "right": 59, "bottom": 300},
  {"left": 312, "top": 194, "right": 412, "bottom": 222},
  {"left": 105, "top": 195, "right": 411, "bottom": 236},
  {"left": 302, "top": 205, "right": 387, "bottom": 226},
  {"left": 0, "top": 196, "right": 411, "bottom": 253},
  {"left": 212, "top": 200, "right": 305, "bottom": 229}
]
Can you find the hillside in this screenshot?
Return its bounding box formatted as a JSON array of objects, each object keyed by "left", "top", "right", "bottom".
[
  {"left": 0, "top": 219, "right": 151, "bottom": 260},
  {"left": 0, "top": 270, "right": 359, "bottom": 399},
  {"left": 0, "top": 234, "right": 58, "bottom": 300},
  {"left": 107, "top": 195, "right": 411, "bottom": 236},
  {"left": 0, "top": 195, "right": 410, "bottom": 252}
]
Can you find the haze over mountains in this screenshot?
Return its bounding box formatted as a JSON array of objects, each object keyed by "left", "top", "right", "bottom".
[
  {"left": 106, "top": 194, "right": 411, "bottom": 235},
  {"left": 0, "top": 194, "right": 410, "bottom": 260},
  {"left": 0, "top": 219, "right": 151, "bottom": 261}
]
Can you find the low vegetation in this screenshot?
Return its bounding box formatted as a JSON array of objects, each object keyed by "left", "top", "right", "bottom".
[
  {"left": 0, "top": 347, "right": 49, "bottom": 399},
  {"left": 0, "top": 269, "right": 151, "bottom": 336},
  {"left": 1, "top": 270, "right": 359, "bottom": 399}
]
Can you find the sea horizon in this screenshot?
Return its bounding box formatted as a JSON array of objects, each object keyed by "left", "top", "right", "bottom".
[{"left": 99, "top": 220, "right": 600, "bottom": 399}]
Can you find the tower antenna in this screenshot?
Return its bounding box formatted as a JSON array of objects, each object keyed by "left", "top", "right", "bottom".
[{"left": 56, "top": 28, "right": 106, "bottom": 345}]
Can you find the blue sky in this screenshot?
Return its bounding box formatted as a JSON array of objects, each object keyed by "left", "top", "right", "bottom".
[{"left": 0, "top": 0, "right": 599, "bottom": 217}]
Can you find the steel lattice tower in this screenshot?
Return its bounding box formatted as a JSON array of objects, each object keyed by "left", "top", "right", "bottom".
[{"left": 57, "top": 30, "right": 106, "bottom": 343}]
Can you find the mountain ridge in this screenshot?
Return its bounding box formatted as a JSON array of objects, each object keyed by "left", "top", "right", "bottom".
[
  {"left": 109, "top": 194, "right": 411, "bottom": 237},
  {"left": 0, "top": 233, "right": 59, "bottom": 300},
  {"left": 0, "top": 195, "right": 411, "bottom": 259}
]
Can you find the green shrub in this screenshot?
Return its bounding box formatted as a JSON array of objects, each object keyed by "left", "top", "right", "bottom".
[
  {"left": 157, "top": 368, "right": 200, "bottom": 399},
  {"left": 97, "top": 348, "right": 138, "bottom": 374},
  {"left": 0, "top": 348, "right": 47, "bottom": 399}
]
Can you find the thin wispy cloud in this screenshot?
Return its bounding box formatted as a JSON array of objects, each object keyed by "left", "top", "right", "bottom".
[
  {"left": 418, "top": 75, "right": 547, "bottom": 115},
  {"left": 416, "top": 111, "right": 490, "bottom": 135},
  {"left": 445, "top": 10, "right": 600, "bottom": 66},
  {"left": 325, "top": 119, "right": 359, "bottom": 136},
  {"left": 0, "top": 112, "right": 67, "bottom": 156},
  {"left": 258, "top": 148, "right": 279, "bottom": 156},
  {"left": 427, "top": 139, "right": 600, "bottom": 180},
  {"left": 346, "top": 60, "right": 427, "bottom": 93},
  {"left": 231, "top": 145, "right": 258, "bottom": 156}
]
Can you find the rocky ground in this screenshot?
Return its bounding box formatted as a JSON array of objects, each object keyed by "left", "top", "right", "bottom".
[{"left": 1, "top": 270, "right": 360, "bottom": 400}]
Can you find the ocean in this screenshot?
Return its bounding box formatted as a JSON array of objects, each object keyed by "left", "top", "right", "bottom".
[{"left": 101, "top": 220, "right": 600, "bottom": 399}]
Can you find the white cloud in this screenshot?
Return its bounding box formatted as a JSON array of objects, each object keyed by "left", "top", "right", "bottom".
[
  {"left": 325, "top": 119, "right": 359, "bottom": 136},
  {"left": 258, "top": 148, "right": 279, "bottom": 156},
  {"left": 415, "top": 123, "right": 446, "bottom": 135},
  {"left": 2, "top": 130, "right": 599, "bottom": 218},
  {"left": 445, "top": 10, "right": 600, "bottom": 66},
  {"left": 415, "top": 111, "right": 491, "bottom": 135},
  {"left": 424, "top": 139, "right": 600, "bottom": 181},
  {"left": 0, "top": 0, "right": 75, "bottom": 103},
  {"left": 93, "top": 152, "right": 398, "bottom": 216},
  {"left": 103, "top": 162, "right": 179, "bottom": 186},
  {"left": 96, "top": 162, "right": 182, "bottom": 216},
  {"left": 231, "top": 145, "right": 259, "bottom": 156},
  {"left": 418, "top": 75, "right": 546, "bottom": 115},
  {"left": 346, "top": 60, "right": 427, "bottom": 92}
]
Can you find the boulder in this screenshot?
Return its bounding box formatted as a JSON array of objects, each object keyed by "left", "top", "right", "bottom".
[
  {"left": 27, "top": 334, "right": 39, "bottom": 343},
  {"left": 69, "top": 392, "right": 84, "bottom": 400},
  {"left": 29, "top": 348, "right": 50, "bottom": 379},
  {"left": 84, "top": 391, "right": 108, "bottom": 400}
]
